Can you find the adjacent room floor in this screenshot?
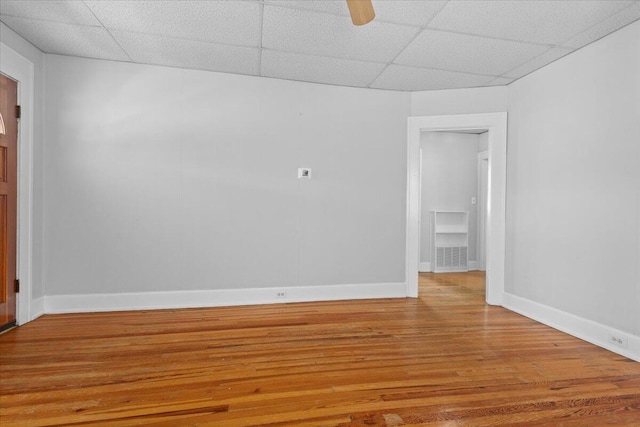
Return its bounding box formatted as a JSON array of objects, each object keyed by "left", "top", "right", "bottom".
[{"left": 1, "top": 272, "right": 639, "bottom": 426}]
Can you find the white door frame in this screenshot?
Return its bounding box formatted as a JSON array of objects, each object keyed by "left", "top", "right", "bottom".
[
  {"left": 1, "top": 43, "right": 35, "bottom": 325},
  {"left": 477, "top": 150, "right": 489, "bottom": 271},
  {"left": 406, "top": 113, "right": 507, "bottom": 305}
]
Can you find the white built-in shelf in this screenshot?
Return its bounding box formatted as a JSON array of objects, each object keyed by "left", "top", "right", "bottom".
[{"left": 430, "top": 211, "right": 469, "bottom": 273}]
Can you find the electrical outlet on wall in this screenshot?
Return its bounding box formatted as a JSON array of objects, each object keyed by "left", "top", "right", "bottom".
[
  {"left": 608, "top": 334, "right": 628, "bottom": 348},
  {"left": 298, "top": 168, "right": 312, "bottom": 179},
  {"left": 275, "top": 290, "right": 287, "bottom": 298}
]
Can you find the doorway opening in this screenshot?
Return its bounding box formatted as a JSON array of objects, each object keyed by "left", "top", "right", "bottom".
[
  {"left": 406, "top": 113, "right": 507, "bottom": 306},
  {"left": 418, "top": 130, "right": 489, "bottom": 287}
]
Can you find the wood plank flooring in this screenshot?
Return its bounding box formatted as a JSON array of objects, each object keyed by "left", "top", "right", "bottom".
[{"left": 1, "top": 272, "right": 639, "bottom": 426}]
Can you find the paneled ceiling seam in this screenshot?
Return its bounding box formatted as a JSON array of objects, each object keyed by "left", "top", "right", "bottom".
[
  {"left": 555, "top": 2, "right": 637, "bottom": 46},
  {"left": 261, "top": 2, "right": 357, "bottom": 20},
  {"left": 261, "top": 46, "right": 387, "bottom": 66},
  {"left": 95, "top": 27, "right": 259, "bottom": 51},
  {"left": 0, "top": 13, "right": 101, "bottom": 28},
  {"left": 82, "top": 0, "right": 133, "bottom": 62},
  {"left": 366, "top": 0, "right": 452, "bottom": 88},
  {"left": 384, "top": 62, "right": 500, "bottom": 80},
  {"left": 3, "top": 13, "right": 552, "bottom": 78},
  {"left": 0, "top": 7, "right": 598, "bottom": 51},
  {"left": 497, "top": 46, "right": 560, "bottom": 80},
  {"left": 259, "top": 0, "right": 454, "bottom": 30},
  {"left": 497, "top": 6, "right": 639, "bottom": 81},
  {"left": 2, "top": 0, "right": 636, "bottom": 92},
  {"left": 424, "top": 26, "right": 558, "bottom": 49},
  {"left": 255, "top": 63, "right": 500, "bottom": 93}
]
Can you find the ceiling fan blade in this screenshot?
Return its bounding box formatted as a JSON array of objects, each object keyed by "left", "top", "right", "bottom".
[{"left": 346, "top": 0, "right": 375, "bottom": 26}]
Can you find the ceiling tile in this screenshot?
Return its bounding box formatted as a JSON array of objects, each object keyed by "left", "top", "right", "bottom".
[
  {"left": 503, "top": 46, "right": 574, "bottom": 79},
  {"left": 2, "top": 0, "right": 637, "bottom": 92},
  {"left": 111, "top": 30, "right": 260, "bottom": 76},
  {"left": 0, "top": 16, "right": 130, "bottom": 61},
  {"left": 265, "top": 1, "right": 349, "bottom": 17},
  {"left": 562, "top": 2, "right": 640, "bottom": 48},
  {"left": 370, "top": 64, "right": 492, "bottom": 91},
  {"left": 395, "top": 29, "right": 548, "bottom": 76},
  {"left": 0, "top": 0, "right": 100, "bottom": 26},
  {"left": 85, "top": 0, "right": 262, "bottom": 47},
  {"left": 261, "top": 49, "right": 386, "bottom": 88},
  {"left": 428, "top": 0, "right": 633, "bottom": 45},
  {"left": 266, "top": 0, "right": 448, "bottom": 27},
  {"left": 370, "top": 0, "right": 448, "bottom": 27},
  {"left": 262, "top": 5, "right": 420, "bottom": 63}
]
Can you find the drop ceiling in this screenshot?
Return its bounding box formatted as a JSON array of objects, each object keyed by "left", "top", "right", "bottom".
[{"left": 1, "top": 0, "right": 639, "bottom": 91}]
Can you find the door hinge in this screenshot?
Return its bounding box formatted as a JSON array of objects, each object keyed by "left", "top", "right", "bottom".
[
  {"left": 15, "top": 105, "right": 21, "bottom": 119},
  {"left": 14, "top": 279, "right": 19, "bottom": 293}
]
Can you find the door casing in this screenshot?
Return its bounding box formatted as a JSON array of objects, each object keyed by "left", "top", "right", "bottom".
[
  {"left": 477, "top": 150, "right": 489, "bottom": 271},
  {"left": 406, "top": 113, "right": 507, "bottom": 305}
]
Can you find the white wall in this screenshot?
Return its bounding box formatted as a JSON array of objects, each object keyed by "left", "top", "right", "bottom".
[
  {"left": 0, "top": 23, "right": 45, "bottom": 301},
  {"left": 420, "top": 132, "right": 479, "bottom": 266},
  {"left": 43, "top": 55, "right": 410, "bottom": 298},
  {"left": 506, "top": 19, "right": 640, "bottom": 348},
  {"left": 411, "top": 86, "right": 507, "bottom": 117}
]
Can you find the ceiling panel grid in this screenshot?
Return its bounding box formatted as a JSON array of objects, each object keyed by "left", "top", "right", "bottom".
[{"left": 1, "top": 0, "right": 638, "bottom": 91}]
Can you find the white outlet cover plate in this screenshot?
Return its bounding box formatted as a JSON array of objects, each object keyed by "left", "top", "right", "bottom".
[{"left": 298, "top": 168, "right": 312, "bottom": 179}]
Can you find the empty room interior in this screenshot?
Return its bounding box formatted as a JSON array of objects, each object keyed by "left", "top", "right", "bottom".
[{"left": 1, "top": 0, "right": 640, "bottom": 425}]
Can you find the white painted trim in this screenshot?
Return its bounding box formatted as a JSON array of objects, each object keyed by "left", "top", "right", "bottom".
[
  {"left": 43, "top": 282, "right": 407, "bottom": 314},
  {"left": 419, "top": 261, "right": 477, "bottom": 272},
  {"left": 0, "top": 43, "right": 35, "bottom": 325},
  {"left": 406, "top": 113, "right": 507, "bottom": 304},
  {"left": 503, "top": 293, "right": 640, "bottom": 362},
  {"left": 419, "top": 262, "right": 431, "bottom": 272},
  {"left": 477, "top": 151, "right": 489, "bottom": 272},
  {"left": 31, "top": 297, "right": 44, "bottom": 320}
]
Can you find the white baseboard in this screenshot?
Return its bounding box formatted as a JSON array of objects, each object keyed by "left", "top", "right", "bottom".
[
  {"left": 44, "top": 282, "right": 407, "bottom": 314},
  {"left": 503, "top": 293, "right": 640, "bottom": 362},
  {"left": 419, "top": 261, "right": 479, "bottom": 272},
  {"left": 31, "top": 297, "right": 45, "bottom": 321},
  {"left": 419, "top": 262, "right": 431, "bottom": 272}
]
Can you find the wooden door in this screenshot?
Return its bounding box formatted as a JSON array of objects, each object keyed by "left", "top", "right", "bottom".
[{"left": 0, "top": 74, "right": 18, "bottom": 331}]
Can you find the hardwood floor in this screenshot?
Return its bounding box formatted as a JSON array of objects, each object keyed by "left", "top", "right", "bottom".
[{"left": 1, "top": 272, "right": 639, "bottom": 426}]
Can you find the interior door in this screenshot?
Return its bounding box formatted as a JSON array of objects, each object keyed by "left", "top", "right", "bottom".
[{"left": 0, "top": 73, "right": 18, "bottom": 331}]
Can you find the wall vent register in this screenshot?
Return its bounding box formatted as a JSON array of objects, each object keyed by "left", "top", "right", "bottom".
[{"left": 430, "top": 211, "right": 469, "bottom": 273}]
